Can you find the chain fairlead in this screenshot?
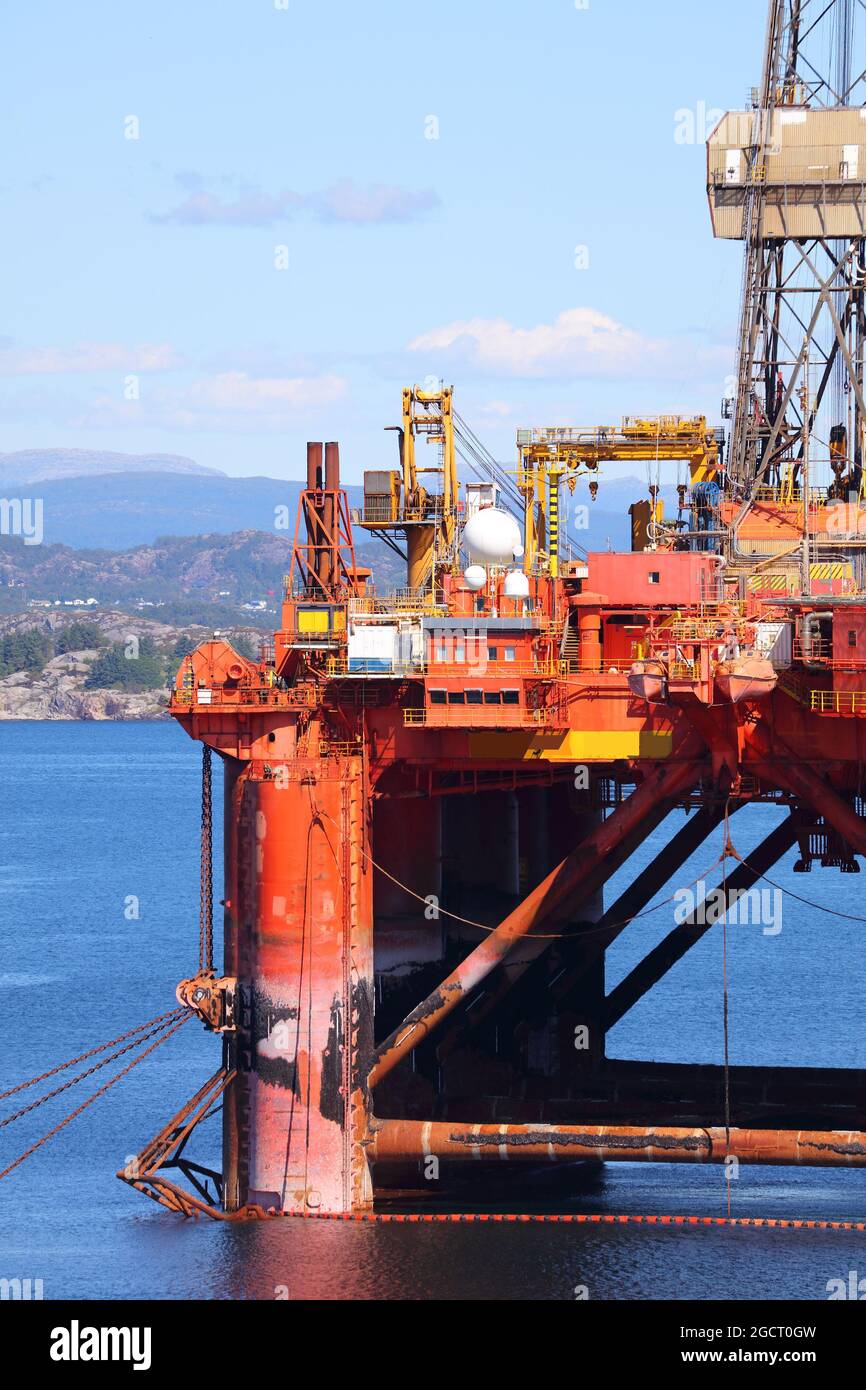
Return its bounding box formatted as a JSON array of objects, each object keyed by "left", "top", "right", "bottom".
[{"left": 176, "top": 974, "right": 238, "bottom": 1033}]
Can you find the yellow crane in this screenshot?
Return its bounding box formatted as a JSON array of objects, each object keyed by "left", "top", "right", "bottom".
[
  {"left": 357, "top": 385, "right": 458, "bottom": 592},
  {"left": 517, "top": 416, "right": 720, "bottom": 573}
]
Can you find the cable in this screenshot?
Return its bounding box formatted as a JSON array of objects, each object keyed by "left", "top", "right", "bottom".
[
  {"left": 0, "top": 1012, "right": 186, "bottom": 1130},
  {"left": 351, "top": 829, "right": 726, "bottom": 942},
  {"left": 728, "top": 847, "right": 866, "bottom": 922},
  {"left": 721, "top": 801, "right": 733, "bottom": 1220},
  {"left": 0, "top": 1008, "right": 183, "bottom": 1101},
  {"left": 200, "top": 745, "right": 214, "bottom": 974},
  {"left": 0, "top": 1014, "right": 191, "bottom": 1183}
]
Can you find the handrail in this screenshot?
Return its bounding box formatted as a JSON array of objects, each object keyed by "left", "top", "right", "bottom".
[
  {"left": 403, "top": 706, "right": 552, "bottom": 729},
  {"left": 811, "top": 690, "right": 866, "bottom": 715}
]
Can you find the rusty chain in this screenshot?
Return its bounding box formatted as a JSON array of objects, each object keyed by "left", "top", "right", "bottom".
[
  {"left": 0, "top": 1008, "right": 184, "bottom": 1102},
  {"left": 200, "top": 744, "right": 214, "bottom": 974},
  {"left": 0, "top": 747, "right": 218, "bottom": 1184},
  {"left": 0, "top": 1011, "right": 187, "bottom": 1130},
  {"left": 0, "top": 1014, "right": 192, "bottom": 1184}
]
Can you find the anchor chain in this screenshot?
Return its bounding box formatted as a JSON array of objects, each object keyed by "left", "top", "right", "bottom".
[
  {"left": 199, "top": 744, "right": 213, "bottom": 974},
  {"left": 181, "top": 744, "right": 236, "bottom": 1032}
]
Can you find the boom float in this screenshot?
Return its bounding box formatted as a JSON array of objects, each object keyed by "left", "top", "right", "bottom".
[{"left": 120, "top": 0, "right": 866, "bottom": 1217}]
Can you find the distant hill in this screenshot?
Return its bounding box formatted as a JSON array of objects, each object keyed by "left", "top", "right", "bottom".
[
  {"left": 0, "top": 527, "right": 403, "bottom": 625},
  {"left": 2, "top": 471, "right": 365, "bottom": 549},
  {"left": 0, "top": 449, "right": 222, "bottom": 486},
  {"left": 0, "top": 468, "right": 659, "bottom": 552}
]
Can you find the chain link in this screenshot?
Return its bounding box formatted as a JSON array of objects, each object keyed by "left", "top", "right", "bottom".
[
  {"left": 0, "top": 1008, "right": 182, "bottom": 1102},
  {"left": 200, "top": 745, "right": 213, "bottom": 973},
  {"left": 0, "top": 1011, "right": 186, "bottom": 1130},
  {"left": 0, "top": 1015, "right": 191, "bottom": 1183}
]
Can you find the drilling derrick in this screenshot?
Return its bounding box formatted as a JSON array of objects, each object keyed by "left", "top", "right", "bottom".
[
  {"left": 120, "top": 0, "right": 866, "bottom": 1222},
  {"left": 709, "top": 0, "right": 866, "bottom": 586}
]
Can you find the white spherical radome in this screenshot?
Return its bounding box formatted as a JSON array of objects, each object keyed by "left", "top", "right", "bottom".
[
  {"left": 503, "top": 570, "right": 530, "bottom": 599},
  {"left": 463, "top": 565, "right": 488, "bottom": 592},
  {"left": 462, "top": 508, "right": 523, "bottom": 567}
]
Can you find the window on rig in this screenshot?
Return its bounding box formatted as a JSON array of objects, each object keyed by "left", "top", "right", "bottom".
[
  {"left": 504, "top": 646, "right": 517, "bottom": 662},
  {"left": 648, "top": 572, "right": 661, "bottom": 585},
  {"left": 484, "top": 691, "right": 502, "bottom": 705},
  {"left": 448, "top": 691, "right": 466, "bottom": 705},
  {"left": 502, "top": 689, "right": 520, "bottom": 706},
  {"left": 849, "top": 630, "right": 858, "bottom": 648},
  {"left": 466, "top": 689, "right": 484, "bottom": 705},
  {"left": 488, "top": 646, "right": 498, "bottom": 663},
  {"left": 429, "top": 689, "right": 447, "bottom": 705}
]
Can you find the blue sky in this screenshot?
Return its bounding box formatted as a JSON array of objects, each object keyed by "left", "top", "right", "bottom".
[{"left": 0, "top": 0, "right": 760, "bottom": 481}]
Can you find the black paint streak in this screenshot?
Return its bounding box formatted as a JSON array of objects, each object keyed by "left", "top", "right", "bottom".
[
  {"left": 252, "top": 990, "right": 300, "bottom": 1095},
  {"left": 802, "top": 1139, "right": 866, "bottom": 1157},
  {"left": 446, "top": 1131, "right": 712, "bottom": 1154},
  {"left": 320, "top": 995, "right": 345, "bottom": 1126},
  {"left": 353, "top": 976, "right": 376, "bottom": 1088}
]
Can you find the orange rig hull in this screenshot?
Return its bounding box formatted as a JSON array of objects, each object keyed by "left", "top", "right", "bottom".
[{"left": 136, "top": 444, "right": 866, "bottom": 1217}]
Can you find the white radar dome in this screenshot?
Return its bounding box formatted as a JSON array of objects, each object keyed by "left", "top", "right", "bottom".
[
  {"left": 463, "top": 565, "right": 487, "bottom": 592},
  {"left": 463, "top": 508, "right": 523, "bottom": 567},
  {"left": 504, "top": 570, "right": 530, "bottom": 599}
]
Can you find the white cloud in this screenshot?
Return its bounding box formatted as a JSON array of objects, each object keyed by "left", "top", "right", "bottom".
[
  {"left": 408, "top": 307, "right": 730, "bottom": 382},
  {"left": 310, "top": 180, "right": 439, "bottom": 224},
  {"left": 179, "top": 371, "right": 346, "bottom": 413},
  {"left": 153, "top": 178, "right": 439, "bottom": 227},
  {"left": 153, "top": 190, "right": 302, "bottom": 226},
  {"left": 0, "top": 342, "right": 180, "bottom": 375},
  {"left": 70, "top": 371, "right": 349, "bottom": 434}
]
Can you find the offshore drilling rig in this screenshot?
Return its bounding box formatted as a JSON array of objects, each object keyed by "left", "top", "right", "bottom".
[{"left": 121, "top": 0, "right": 866, "bottom": 1217}]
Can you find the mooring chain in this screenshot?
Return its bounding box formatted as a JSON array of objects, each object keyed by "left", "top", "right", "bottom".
[
  {"left": 0, "top": 1011, "right": 187, "bottom": 1130},
  {"left": 0, "top": 1014, "right": 192, "bottom": 1184},
  {"left": 0, "top": 1008, "right": 182, "bottom": 1102},
  {"left": 200, "top": 745, "right": 214, "bottom": 974},
  {"left": 0, "top": 747, "right": 220, "bottom": 1186}
]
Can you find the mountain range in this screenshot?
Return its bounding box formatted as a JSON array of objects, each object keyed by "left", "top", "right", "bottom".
[
  {"left": 0, "top": 448, "right": 221, "bottom": 486},
  {"left": 0, "top": 450, "right": 655, "bottom": 553}
]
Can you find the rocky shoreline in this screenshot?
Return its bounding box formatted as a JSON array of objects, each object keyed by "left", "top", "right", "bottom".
[
  {"left": 0, "top": 656, "right": 169, "bottom": 720},
  {"left": 0, "top": 609, "right": 261, "bottom": 720}
]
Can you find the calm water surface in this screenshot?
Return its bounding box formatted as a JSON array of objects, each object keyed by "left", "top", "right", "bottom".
[{"left": 0, "top": 722, "right": 863, "bottom": 1300}]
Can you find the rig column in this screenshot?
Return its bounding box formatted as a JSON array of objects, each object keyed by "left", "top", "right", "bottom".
[{"left": 224, "top": 753, "right": 374, "bottom": 1215}]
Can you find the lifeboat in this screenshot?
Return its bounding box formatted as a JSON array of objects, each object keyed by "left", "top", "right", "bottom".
[
  {"left": 713, "top": 651, "right": 777, "bottom": 703},
  {"left": 627, "top": 659, "right": 669, "bottom": 704}
]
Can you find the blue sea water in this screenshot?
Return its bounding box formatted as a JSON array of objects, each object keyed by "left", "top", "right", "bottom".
[{"left": 0, "top": 721, "right": 863, "bottom": 1301}]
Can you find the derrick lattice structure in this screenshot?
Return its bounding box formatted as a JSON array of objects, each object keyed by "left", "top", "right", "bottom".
[{"left": 716, "top": 0, "right": 866, "bottom": 538}]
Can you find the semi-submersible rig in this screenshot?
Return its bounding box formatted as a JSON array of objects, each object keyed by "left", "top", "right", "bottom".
[{"left": 122, "top": 0, "right": 866, "bottom": 1217}]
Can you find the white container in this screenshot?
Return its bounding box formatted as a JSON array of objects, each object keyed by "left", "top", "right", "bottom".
[{"left": 348, "top": 624, "right": 398, "bottom": 673}]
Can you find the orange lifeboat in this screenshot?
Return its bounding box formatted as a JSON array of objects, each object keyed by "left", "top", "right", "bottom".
[
  {"left": 713, "top": 652, "right": 777, "bottom": 703},
  {"left": 627, "top": 659, "right": 669, "bottom": 704}
]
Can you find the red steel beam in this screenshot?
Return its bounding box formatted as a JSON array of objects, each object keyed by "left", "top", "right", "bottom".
[
  {"left": 438, "top": 789, "right": 697, "bottom": 1060},
  {"left": 367, "top": 750, "right": 706, "bottom": 1090},
  {"left": 603, "top": 811, "right": 800, "bottom": 1030},
  {"left": 372, "top": 1119, "right": 866, "bottom": 1167},
  {"left": 746, "top": 724, "right": 866, "bottom": 856}
]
